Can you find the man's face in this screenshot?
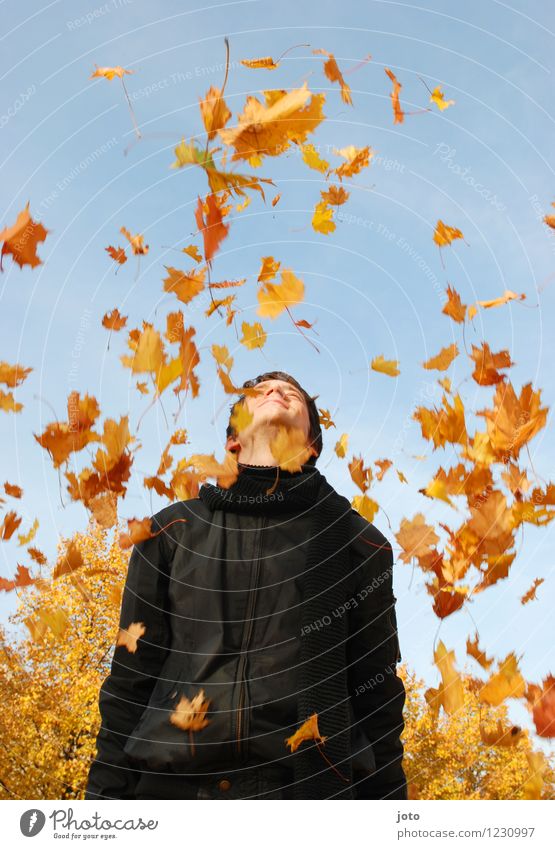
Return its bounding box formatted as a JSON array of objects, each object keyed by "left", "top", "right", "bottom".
[{"left": 229, "top": 379, "right": 313, "bottom": 447}]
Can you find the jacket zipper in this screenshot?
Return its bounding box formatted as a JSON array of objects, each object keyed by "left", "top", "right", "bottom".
[{"left": 235, "top": 515, "right": 267, "bottom": 755}]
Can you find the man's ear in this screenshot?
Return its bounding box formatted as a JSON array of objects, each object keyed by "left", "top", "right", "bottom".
[{"left": 225, "top": 434, "right": 241, "bottom": 453}]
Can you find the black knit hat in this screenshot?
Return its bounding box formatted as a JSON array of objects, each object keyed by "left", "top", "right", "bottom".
[{"left": 225, "top": 370, "right": 323, "bottom": 465}]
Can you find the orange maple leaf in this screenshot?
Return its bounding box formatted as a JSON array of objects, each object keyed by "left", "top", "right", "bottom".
[
  {"left": 313, "top": 48, "right": 352, "bottom": 105},
  {"left": 385, "top": 68, "right": 404, "bottom": 123},
  {"left": 285, "top": 713, "right": 327, "bottom": 752},
  {"left": 433, "top": 220, "right": 464, "bottom": 247},
  {"left": 195, "top": 194, "right": 230, "bottom": 266},
  {"left": 116, "top": 621, "right": 146, "bottom": 653},
  {"left": 105, "top": 245, "right": 127, "bottom": 266},
  {"left": 0, "top": 203, "right": 49, "bottom": 270},
  {"left": 90, "top": 65, "right": 134, "bottom": 80}
]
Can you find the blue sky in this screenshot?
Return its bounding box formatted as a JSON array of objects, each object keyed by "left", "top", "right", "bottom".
[{"left": 1, "top": 0, "right": 554, "bottom": 738}]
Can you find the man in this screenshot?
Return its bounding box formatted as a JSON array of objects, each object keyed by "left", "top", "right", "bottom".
[{"left": 85, "top": 370, "right": 406, "bottom": 800}]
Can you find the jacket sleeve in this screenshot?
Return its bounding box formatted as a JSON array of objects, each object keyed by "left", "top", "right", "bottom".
[
  {"left": 347, "top": 522, "right": 407, "bottom": 800},
  {"left": 84, "top": 512, "right": 174, "bottom": 800}
]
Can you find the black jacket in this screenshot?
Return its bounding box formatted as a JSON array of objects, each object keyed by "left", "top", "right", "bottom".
[{"left": 85, "top": 489, "right": 407, "bottom": 800}]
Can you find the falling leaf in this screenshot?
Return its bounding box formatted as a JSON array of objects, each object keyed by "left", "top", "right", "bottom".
[
  {"left": 17, "top": 517, "right": 38, "bottom": 546},
  {"left": 333, "top": 145, "right": 373, "bottom": 180},
  {"left": 385, "top": 68, "right": 404, "bottom": 123},
  {"left": 199, "top": 85, "right": 231, "bottom": 141},
  {"left": 118, "top": 517, "right": 153, "bottom": 550},
  {"left": 105, "top": 245, "right": 127, "bottom": 265},
  {"left": 0, "top": 203, "right": 49, "bottom": 270},
  {"left": 120, "top": 226, "right": 149, "bottom": 255},
  {"left": 371, "top": 355, "right": 400, "bottom": 377},
  {"left": 522, "top": 751, "right": 547, "bottom": 799},
  {"left": 1, "top": 511, "right": 23, "bottom": 540},
  {"left": 521, "top": 577, "right": 544, "bottom": 605},
  {"left": 218, "top": 82, "right": 325, "bottom": 166},
  {"left": 182, "top": 244, "right": 202, "bottom": 263},
  {"left": 430, "top": 86, "right": 455, "bottom": 111},
  {"left": 241, "top": 56, "right": 279, "bottom": 69},
  {"left": 352, "top": 494, "right": 379, "bottom": 523},
  {"left": 349, "top": 456, "right": 373, "bottom": 492},
  {"left": 240, "top": 321, "right": 267, "bottom": 350},
  {"left": 434, "top": 641, "right": 465, "bottom": 714},
  {"left": 0, "top": 564, "right": 34, "bottom": 593},
  {"left": 466, "top": 633, "right": 494, "bottom": 670},
  {"left": 531, "top": 675, "right": 555, "bottom": 738},
  {"left": 320, "top": 185, "right": 349, "bottom": 205},
  {"left": 480, "top": 653, "right": 526, "bottom": 706},
  {"left": 433, "top": 220, "right": 464, "bottom": 248},
  {"left": 413, "top": 392, "right": 467, "bottom": 448},
  {"left": 4, "top": 482, "right": 23, "bottom": 498},
  {"left": 396, "top": 513, "right": 439, "bottom": 563},
  {"left": 442, "top": 285, "right": 467, "bottom": 323},
  {"left": 476, "top": 290, "right": 526, "bottom": 309},
  {"left": 285, "top": 713, "right": 327, "bottom": 752},
  {"left": 334, "top": 433, "right": 349, "bottom": 458},
  {"left": 423, "top": 344, "right": 459, "bottom": 371},
  {"left": 543, "top": 202, "right": 555, "bottom": 230},
  {"left": 90, "top": 65, "right": 134, "bottom": 80},
  {"left": 312, "top": 200, "right": 335, "bottom": 234},
  {"left": 479, "top": 720, "right": 523, "bottom": 748},
  {"left": 102, "top": 309, "right": 127, "bottom": 331},
  {"left": 375, "top": 459, "right": 393, "bottom": 481},
  {"left": 258, "top": 256, "right": 280, "bottom": 283},
  {"left": 116, "top": 621, "right": 146, "bottom": 653},
  {"left": 302, "top": 143, "right": 329, "bottom": 173},
  {"left": 0, "top": 361, "right": 33, "bottom": 388},
  {"left": 195, "top": 194, "right": 230, "bottom": 266},
  {"left": 229, "top": 399, "right": 254, "bottom": 435},
  {"left": 470, "top": 342, "right": 513, "bottom": 386},
  {"left": 313, "top": 48, "right": 352, "bottom": 105},
  {"left": 270, "top": 425, "right": 313, "bottom": 471},
  {"left": 163, "top": 266, "right": 206, "bottom": 304},
  {"left": 271, "top": 193, "right": 281, "bottom": 207},
  {"left": 257, "top": 268, "right": 305, "bottom": 319},
  {"left": 170, "top": 690, "right": 211, "bottom": 732},
  {"left": 53, "top": 540, "right": 84, "bottom": 579},
  {"left": 318, "top": 408, "right": 335, "bottom": 430}
]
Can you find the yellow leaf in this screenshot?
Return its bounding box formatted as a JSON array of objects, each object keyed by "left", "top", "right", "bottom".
[
  {"left": 352, "top": 494, "right": 379, "bottom": 523},
  {"left": 312, "top": 201, "right": 335, "bottom": 234},
  {"left": 480, "top": 653, "right": 526, "bottom": 706},
  {"left": 433, "top": 220, "right": 464, "bottom": 247},
  {"left": 334, "top": 433, "right": 349, "bottom": 458},
  {"left": 302, "top": 143, "right": 329, "bottom": 172},
  {"left": 257, "top": 269, "right": 305, "bottom": 319},
  {"left": 116, "top": 621, "right": 146, "bottom": 654},
  {"left": 423, "top": 343, "right": 459, "bottom": 371},
  {"left": 240, "top": 321, "right": 267, "bottom": 350},
  {"left": 430, "top": 86, "right": 455, "bottom": 111},
  {"left": 371, "top": 355, "right": 400, "bottom": 377}
]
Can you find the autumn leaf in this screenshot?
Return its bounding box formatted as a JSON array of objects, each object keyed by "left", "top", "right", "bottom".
[
  {"left": 4, "top": 481, "right": 23, "bottom": 498},
  {"left": 116, "top": 621, "right": 146, "bottom": 653},
  {"left": 34, "top": 392, "right": 101, "bottom": 468},
  {"left": 321, "top": 185, "right": 349, "bottom": 205},
  {"left": 187, "top": 450, "right": 239, "bottom": 489},
  {"left": 102, "top": 309, "right": 127, "bottom": 331},
  {"left": 375, "top": 459, "right": 393, "bottom": 481},
  {"left": 182, "top": 244, "right": 202, "bottom": 263},
  {"left": 0, "top": 361, "right": 33, "bottom": 388},
  {"left": 312, "top": 200, "right": 335, "bottom": 234},
  {"left": 413, "top": 392, "right": 467, "bottom": 448},
  {"left": 479, "top": 720, "right": 523, "bottom": 748},
  {"left": 118, "top": 517, "right": 153, "bottom": 550},
  {"left": 120, "top": 226, "right": 148, "bottom": 255},
  {"left": 105, "top": 245, "right": 127, "bottom": 266},
  {"left": 480, "top": 653, "right": 526, "bottom": 706},
  {"left": 385, "top": 68, "right": 404, "bottom": 123},
  {"left": 90, "top": 65, "right": 133, "bottom": 80},
  {"left": 433, "top": 220, "right": 464, "bottom": 248},
  {"left": 199, "top": 85, "right": 231, "bottom": 141},
  {"left": 423, "top": 344, "right": 459, "bottom": 371},
  {"left": 0, "top": 203, "right": 49, "bottom": 270},
  {"left": 371, "top": 355, "right": 400, "bottom": 377},
  {"left": 271, "top": 193, "right": 281, "bottom": 207},
  {"left": 229, "top": 399, "right": 254, "bottom": 435},
  {"left": 219, "top": 82, "right": 325, "bottom": 166},
  {"left": 302, "top": 143, "right": 329, "bottom": 172},
  {"left": 521, "top": 578, "right": 544, "bottom": 605},
  {"left": 53, "top": 540, "right": 84, "bottom": 580},
  {"left": 470, "top": 343, "right": 513, "bottom": 386},
  {"left": 396, "top": 513, "right": 440, "bottom": 564},
  {"left": 531, "top": 675, "right": 555, "bottom": 738},
  {"left": 334, "top": 433, "right": 348, "bottom": 458},
  {"left": 195, "top": 194, "right": 230, "bottom": 266},
  {"left": 333, "top": 145, "right": 373, "bottom": 180},
  {"left": 476, "top": 290, "right": 526, "bottom": 309},
  {"left": 466, "top": 633, "right": 494, "bottom": 670},
  {"left": 430, "top": 86, "right": 455, "bottom": 111},
  {"left": 240, "top": 56, "right": 279, "bottom": 69},
  {"left": 257, "top": 268, "right": 305, "bottom": 319},
  {"left": 318, "top": 408, "right": 336, "bottom": 430},
  {"left": 348, "top": 455, "right": 373, "bottom": 492},
  {"left": 240, "top": 321, "right": 267, "bottom": 350},
  {"left": 313, "top": 48, "right": 352, "bottom": 105},
  {"left": 163, "top": 266, "right": 206, "bottom": 305},
  {"left": 285, "top": 712, "right": 327, "bottom": 752},
  {"left": 544, "top": 202, "right": 555, "bottom": 230},
  {"left": 442, "top": 285, "right": 467, "bottom": 323},
  {"left": 434, "top": 641, "right": 465, "bottom": 715},
  {"left": 258, "top": 255, "right": 280, "bottom": 283},
  {"left": 0, "top": 564, "right": 34, "bottom": 593},
  {"left": 270, "top": 425, "right": 313, "bottom": 471},
  {"left": 352, "top": 494, "right": 379, "bottom": 523}
]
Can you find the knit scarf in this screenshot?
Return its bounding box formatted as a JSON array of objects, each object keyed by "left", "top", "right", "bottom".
[{"left": 199, "top": 462, "right": 356, "bottom": 800}]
